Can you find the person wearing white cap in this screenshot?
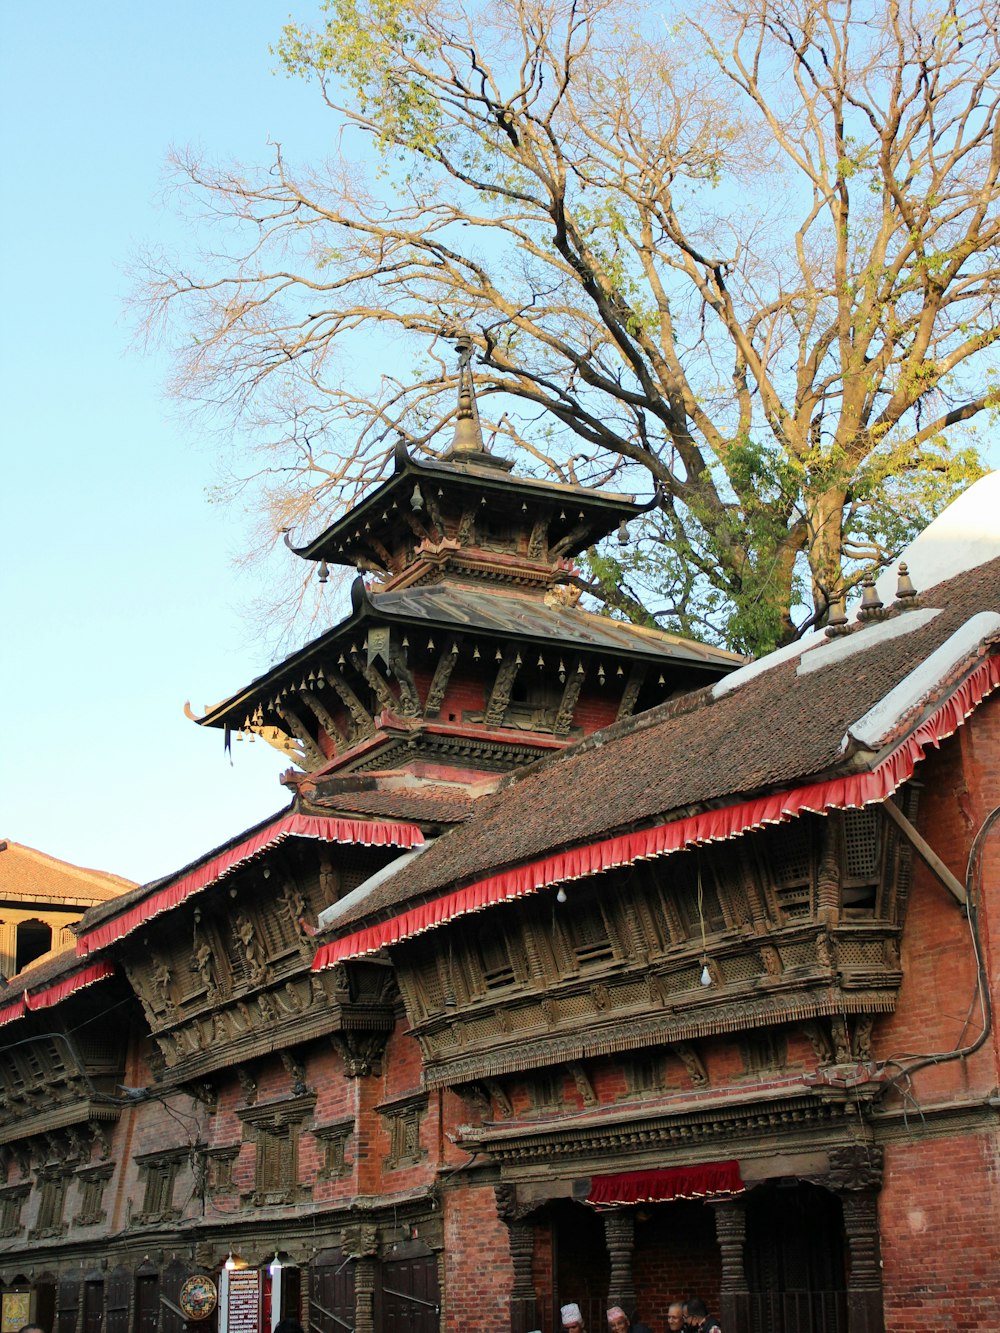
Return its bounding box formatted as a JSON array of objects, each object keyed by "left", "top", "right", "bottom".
[
  {"left": 607, "top": 1305, "right": 652, "bottom": 1333},
  {"left": 561, "top": 1304, "right": 585, "bottom": 1332}
]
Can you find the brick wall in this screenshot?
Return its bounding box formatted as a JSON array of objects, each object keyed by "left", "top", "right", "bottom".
[{"left": 880, "top": 1131, "right": 1000, "bottom": 1330}]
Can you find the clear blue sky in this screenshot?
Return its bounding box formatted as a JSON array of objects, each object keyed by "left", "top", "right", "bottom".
[{"left": 0, "top": 4, "right": 343, "bottom": 883}]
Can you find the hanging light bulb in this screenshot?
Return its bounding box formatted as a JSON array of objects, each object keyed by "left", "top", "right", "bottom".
[
  {"left": 556, "top": 887, "right": 567, "bottom": 904},
  {"left": 700, "top": 961, "right": 712, "bottom": 987},
  {"left": 225, "top": 1253, "right": 237, "bottom": 1272},
  {"left": 269, "top": 1253, "right": 283, "bottom": 1277}
]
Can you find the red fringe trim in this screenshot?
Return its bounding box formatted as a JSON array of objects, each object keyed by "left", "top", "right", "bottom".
[
  {"left": 588, "top": 1161, "right": 744, "bottom": 1206},
  {"left": 313, "top": 655, "right": 1000, "bottom": 969},
  {"left": 0, "top": 997, "right": 25, "bottom": 1027},
  {"left": 25, "top": 961, "right": 115, "bottom": 1010},
  {"left": 76, "top": 813, "right": 424, "bottom": 957}
]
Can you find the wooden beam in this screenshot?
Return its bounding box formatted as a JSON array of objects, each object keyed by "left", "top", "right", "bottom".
[
  {"left": 300, "top": 689, "right": 348, "bottom": 751},
  {"left": 485, "top": 647, "right": 521, "bottom": 726},
  {"left": 276, "top": 703, "right": 326, "bottom": 770},
  {"left": 424, "top": 642, "right": 460, "bottom": 718},
  {"left": 327, "top": 669, "right": 376, "bottom": 740},
  {"left": 881, "top": 798, "right": 967, "bottom": 906}
]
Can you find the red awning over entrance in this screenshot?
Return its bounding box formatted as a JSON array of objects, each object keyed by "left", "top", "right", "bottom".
[{"left": 587, "top": 1161, "right": 745, "bottom": 1207}]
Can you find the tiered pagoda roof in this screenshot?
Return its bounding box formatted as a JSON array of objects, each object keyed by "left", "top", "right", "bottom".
[{"left": 191, "top": 346, "right": 741, "bottom": 798}]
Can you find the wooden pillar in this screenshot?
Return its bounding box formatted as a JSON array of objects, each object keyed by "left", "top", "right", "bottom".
[
  {"left": 354, "top": 1256, "right": 376, "bottom": 1333},
  {"left": 497, "top": 1185, "right": 538, "bottom": 1333},
  {"left": 709, "top": 1200, "right": 749, "bottom": 1333},
  {"left": 603, "top": 1210, "right": 635, "bottom": 1317},
  {"left": 840, "top": 1191, "right": 884, "bottom": 1333}
]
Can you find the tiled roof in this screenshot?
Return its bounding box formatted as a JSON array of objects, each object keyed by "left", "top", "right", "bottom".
[
  {"left": 325, "top": 558, "right": 1000, "bottom": 931},
  {"left": 0, "top": 841, "right": 134, "bottom": 907},
  {"left": 304, "top": 787, "right": 474, "bottom": 825},
  {"left": 0, "top": 945, "right": 80, "bottom": 1000}
]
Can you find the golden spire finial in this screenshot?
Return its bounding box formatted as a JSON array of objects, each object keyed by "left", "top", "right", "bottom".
[{"left": 450, "top": 336, "right": 486, "bottom": 455}]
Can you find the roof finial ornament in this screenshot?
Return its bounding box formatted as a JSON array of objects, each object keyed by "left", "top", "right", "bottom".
[
  {"left": 450, "top": 335, "right": 486, "bottom": 456},
  {"left": 895, "top": 561, "right": 918, "bottom": 606}
]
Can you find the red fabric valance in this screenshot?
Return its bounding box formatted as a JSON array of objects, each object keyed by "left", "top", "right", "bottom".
[
  {"left": 25, "top": 961, "right": 115, "bottom": 1010},
  {"left": 588, "top": 1161, "right": 744, "bottom": 1207},
  {"left": 0, "top": 997, "right": 25, "bottom": 1028},
  {"left": 313, "top": 654, "right": 1000, "bottom": 969},
  {"left": 77, "top": 812, "right": 424, "bottom": 957}
]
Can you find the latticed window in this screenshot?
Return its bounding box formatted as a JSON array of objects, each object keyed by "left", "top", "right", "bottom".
[
  {"left": 475, "top": 923, "right": 516, "bottom": 990},
  {"left": 315, "top": 1123, "right": 353, "bottom": 1180},
  {"left": 380, "top": 1096, "right": 426, "bottom": 1168},
  {"left": 0, "top": 1184, "right": 28, "bottom": 1237},
  {"left": 625, "top": 1056, "right": 664, "bottom": 1096},
  {"left": 256, "top": 1126, "right": 295, "bottom": 1196},
  {"left": 667, "top": 853, "right": 728, "bottom": 936},
  {"left": 840, "top": 808, "right": 882, "bottom": 914},
  {"left": 73, "top": 1167, "right": 112, "bottom": 1226},
  {"left": 762, "top": 819, "right": 815, "bottom": 918},
  {"left": 237, "top": 1093, "right": 314, "bottom": 1206},
  {"left": 136, "top": 1156, "right": 182, "bottom": 1222},
  {"left": 32, "top": 1175, "right": 68, "bottom": 1236},
  {"left": 565, "top": 903, "right": 615, "bottom": 966}
]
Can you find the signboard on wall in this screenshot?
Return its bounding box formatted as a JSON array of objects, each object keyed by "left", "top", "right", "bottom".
[
  {"left": 221, "top": 1270, "right": 260, "bottom": 1333},
  {"left": 1, "top": 1292, "right": 31, "bottom": 1333}
]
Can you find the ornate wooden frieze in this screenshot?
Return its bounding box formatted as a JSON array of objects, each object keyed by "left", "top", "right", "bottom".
[
  {"left": 393, "top": 811, "right": 912, "bottom": 1090},
  {"left": 472, "top": 1091, "right": 853, "bottom": 1168}
]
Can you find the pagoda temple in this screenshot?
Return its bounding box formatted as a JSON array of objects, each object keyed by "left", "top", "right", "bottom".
[{"left": 193, "top": 343, "right": 739, "bottom": 801}]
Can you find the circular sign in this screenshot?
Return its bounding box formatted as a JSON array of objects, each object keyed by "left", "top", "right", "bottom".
[{"left": 179, "top": 1275, "right": 218, "bottom": 1321}]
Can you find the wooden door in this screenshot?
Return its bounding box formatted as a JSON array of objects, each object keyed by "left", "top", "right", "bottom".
[
  {"left": 134, "top": 1276, "right": 159, "bottom": 1333},
  {"left": 309, "top": 1252, "right": 356, "bottom": 1333},
  {"left": 745, "top": 1182, "right": 848, "bottom": 1333},
  {"left": 376, "top": 1250, "right": 439, "bottom": 1333},
  {"left": 105, "top": 1269, "right": 130, "bottom": 1333},
  {"left": 57, "top": 1278, "right": 81, "bottom": 1333},
  {"left": 83, "top": 1281, "right": 104, "bottom": 1333}
]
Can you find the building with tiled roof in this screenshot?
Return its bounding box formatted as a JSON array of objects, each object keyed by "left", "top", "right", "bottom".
[
  {"left": 1, "top": 357, "right": 998, "bottom": 1333},
  {"left": 0, "top": 840, "right": 133, "bottom": 979}
]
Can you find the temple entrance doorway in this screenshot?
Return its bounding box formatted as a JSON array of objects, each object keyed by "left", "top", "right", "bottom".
[
  {"left": 745, "top": 1182, "right": 847, "bottom": 1333},
  {"left": 552, "top": 1198, "right": 611, "bottom": 1331}
]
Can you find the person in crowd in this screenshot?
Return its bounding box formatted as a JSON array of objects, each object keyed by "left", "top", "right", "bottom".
[
  {"left": 17, "top": 1324, "right": 45, "bottom": 1333},
  {"left": 684, "top": 1298, "right": 721, "bottom": 1333},
  {"left": 666, "top": 1301, "right": 686, "bottom": 1332},
  {"left": 561, "top": 1304, "right": 586, "bottom": 1333},
  {"left": 607, "top": 1304, "right": 652, "bottom": 1333}
]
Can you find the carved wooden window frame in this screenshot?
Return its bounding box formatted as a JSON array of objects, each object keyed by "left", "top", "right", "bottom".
[
  {"left": 31, "top": 1169, "right": 69, "bottom": 1238},
  {"left": 0, "top": 1183, "right": 29, "bottom": 1238},
  {"left": 238, "top": 1094, "right": 315, "bottom": 1206},
  {"left": 207, "top": 1147, "right": 240, "bottom": 1196},
  {"left": 623, "top": 1054, "right": 666, "bottom": 1098},
  {"left": 378, "top": 1093, "right": 427, "bottom": 1169},
  {"left": 313, "top": 1120, "right": 354, "bottom": 1180},
  {"left": 134, "top": 1147, "right": 188, "bottom": 1223},
  {"left": 73, "top": 1163, "right": 114, "bottom": 1227},
  {"left": 738, "top": 1030, "right": 788, "bottom": 1078}
]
